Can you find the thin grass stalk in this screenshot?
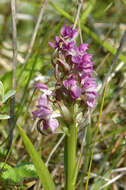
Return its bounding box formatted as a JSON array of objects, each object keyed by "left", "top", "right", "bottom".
[
  {"left": 73, "top": 111, "right": 91, "bottom": 188},
  {"left": 79, "top": 120, "right": 92, "bottom": 190},
  {"left": 85, "top": 84, "right": 107, "bottom": 190},
  {"left": 1, "top": 134, "right": 17, "bottom": 172},
  {"left": 9, "top": 0, "right": 17, "bottom": 152},
  {"left": 18, "top": 0, "right": 47, "bottom": 84},
  {"left": 100, "top": 30, "right": 126, "bottom": 95},
  {"left": 80, "top": 0, "right": 96, "bottom": 25}
]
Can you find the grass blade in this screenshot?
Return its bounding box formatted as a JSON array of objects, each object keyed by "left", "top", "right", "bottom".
[
  {"left": 85, "top": 84, "right": 107, "bottom": 190},
  {"left": 2, "top": 90, "right": 16, "bottom": 103},
  {"left": 0, "top": 115, "right": 10, "bottom": 120},
  {"left": 17, "top": 124, "right": 56, "bottom": 190},
  {"left": 0, "top": 81, "right": 4, "bottom": 100},
  {"left": 80, "top": 0, "right": 96, "bottom": 24}
]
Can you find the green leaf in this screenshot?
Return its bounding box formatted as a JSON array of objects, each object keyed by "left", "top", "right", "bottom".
[
  {"left": 0, "top": 147, "right": 7, "bottom": 157},
  {"left": 17, "top": 124, "right": 56, "bottom": 190},
  {"left": 1, "top": 163, "right": 37, "bottom": 183},
  {"left": 0, "top": 115, "right": 10, "bottom": 120},
  {"left": 2, "top": 90, "right": 16, "bottom": 103},
  {"left": 0, "top": 163, "right": 12, "bottom": 170},
  {"left": 49, "top": 1, "right": 73, "bottom": 22},
  {"left": 80, "top": 0, "right": 96, "bottom": 24},
  {"left": 0, "top": 80, "right": 4, "bottom": 100}
]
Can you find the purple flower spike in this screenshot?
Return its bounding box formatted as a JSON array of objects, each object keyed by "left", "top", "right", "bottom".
[
  {"left": 33, "top": 24, "right": 98, "bottom": 136},
  {"left": 48, "top": 24, "right": 98, "bottom": 109}
]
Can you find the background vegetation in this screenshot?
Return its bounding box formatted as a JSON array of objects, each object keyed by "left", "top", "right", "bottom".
[{"left": 0, "top": 0, "right": 126, "bottom": 189}]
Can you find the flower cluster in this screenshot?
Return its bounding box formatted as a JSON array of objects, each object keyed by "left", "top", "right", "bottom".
[
  {"left": 32, "top": 24, "right": 97, "bottom": 133},
  {"left": 49, "top": 24, "right": 97, "bottom": 108},
  {"left": 32, "top": 83, "right": 59, "bottom": 133}
]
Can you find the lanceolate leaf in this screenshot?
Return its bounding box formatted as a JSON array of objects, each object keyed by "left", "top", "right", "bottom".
[
  {"left": 0, "top": 115, "right": 10, "bottom": 120},
  {"left": 0, "top": 81, "right": 4, "bottom": 101},
  {"left": 1, "top": 163, "right": 37, "bottom": 183},
  {"left": 17, "top": 124, "right": 56, "bottom": 190},
  {"left": 2, "top": 90, "right": 16, "bottom": 103}
]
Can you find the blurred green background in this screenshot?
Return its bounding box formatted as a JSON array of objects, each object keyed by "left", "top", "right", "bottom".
[{"left": 0, "top": 0, "right": 126, "bottom": 189}]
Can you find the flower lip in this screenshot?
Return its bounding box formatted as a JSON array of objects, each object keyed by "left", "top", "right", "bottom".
[
  {"left": 48, "top": 36, "right": 60, "bottom": 49},
  {"left": 79, "top": 43, "right": 88, "bottom": 52},
  {"left": 60, "top": 24, "right": 78, "bottom": 39},
  {"left": 37, "top": 117, "right": 59, "bottom": 134},
  {"left": 37, "top": 95, "right": 48, "bottom": 107},
  {"left": 70, "top": 85, "right": 82, "bottom": 99},
  {"left": 86, "top": 96, "right": 96, "bottom": 108},
  {"left": 34, "top": 83, "right": 52, "bottom": 95},
  {"left": 34, "top": 83, "right": 48, "bottom": 90},
  {"left": 47, "top": 118, "right": 59, "bottom": 133},
  {"left": 86, "top": 91, "right": 98, "bottom": 98},
  {"left": 32, "top": 106, "right": 53, "bottom": 118},
  {"left": 63, "top": 74, "right": 76, "bottom": 89}
]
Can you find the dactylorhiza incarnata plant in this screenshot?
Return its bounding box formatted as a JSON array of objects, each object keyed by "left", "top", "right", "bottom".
[
  {"left": 33, "top": 24, "right": 97, "bottom": 133},
  {"left": 32, "top": 24, "right": 98, "bottom": 190}
]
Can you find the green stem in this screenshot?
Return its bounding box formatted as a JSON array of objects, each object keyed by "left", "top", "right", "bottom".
[{"left": 65, "top": 123, "right": 77, "bottom": 190}]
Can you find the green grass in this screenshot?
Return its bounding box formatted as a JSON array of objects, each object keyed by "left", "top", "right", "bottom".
[{"left": 0, "top": 0, "right": 126, "bottom": 189}]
